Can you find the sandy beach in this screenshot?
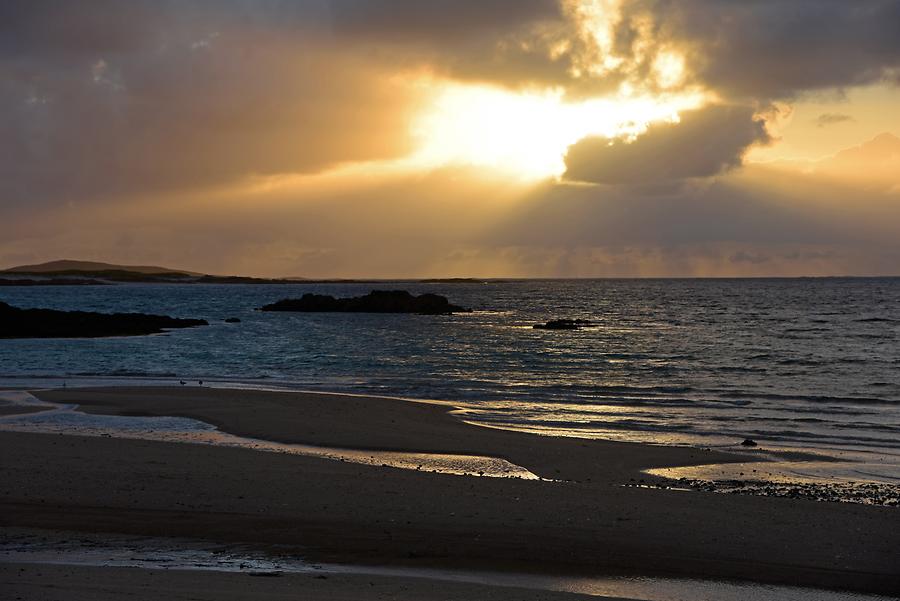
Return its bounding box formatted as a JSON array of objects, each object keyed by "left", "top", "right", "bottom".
[
  {"left": 1, "top": 386, "right": 898, "bottom": 598},
  {"left": 3, "top": 562, "right": 628, "bottom": 601}
]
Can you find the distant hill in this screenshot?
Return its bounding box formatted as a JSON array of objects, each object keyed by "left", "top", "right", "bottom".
[
  {"left": 0, "top": 259, "right": 382, "bottom": 285},
  {"left": 2, "top": 259, "right": 202, "bottom": 276}
]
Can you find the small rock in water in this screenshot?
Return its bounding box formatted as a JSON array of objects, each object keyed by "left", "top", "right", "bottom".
[
  {"left": 740, "top": 438, "right": 758, "bottom": 447},
  {"left": 224, "top": 317, "right": 241, "bottom": 323},
  {"left": 534, "top": 319, "right": 593, "bottom": 330}
]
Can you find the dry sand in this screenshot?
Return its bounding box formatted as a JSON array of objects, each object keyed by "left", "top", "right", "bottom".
[{"left": 0, "top": 386, "right": 898, "bottom": 597}]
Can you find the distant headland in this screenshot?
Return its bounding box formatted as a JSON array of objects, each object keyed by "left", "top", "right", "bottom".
[
  {"left": 0, "top": 260, "right": 491, "bottom": 286},
  {"left": 0, "top": 260, "right": 369, "bottom": 285}
]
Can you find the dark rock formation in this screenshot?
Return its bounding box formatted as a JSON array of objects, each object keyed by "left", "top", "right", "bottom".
[
  {"left": 534, "top": 319, "right": 593, "bottom": 330},
  {"left": 259, "top": 290, "right": 469, "bottom": 315},
  {"left": 224, "top": 317, "right": 242, "bottom": 323},
  {"left": 0, "top": 301, "right": 208, "bottom": 338},
  {"left": 740, "top": 438, "right": 758, "bottom": 447}
]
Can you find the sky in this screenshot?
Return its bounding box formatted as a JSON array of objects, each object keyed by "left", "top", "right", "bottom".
[{"left": 2, "top": 0, "right": 899, "bottom": 278}]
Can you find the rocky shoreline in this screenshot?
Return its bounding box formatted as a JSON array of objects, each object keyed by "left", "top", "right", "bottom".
[
  {"left": 0, "top": 302, "right": 208, "bottom": 338},
  {"left": 633, "top": 476, "right": 900, "bottom": 506}
]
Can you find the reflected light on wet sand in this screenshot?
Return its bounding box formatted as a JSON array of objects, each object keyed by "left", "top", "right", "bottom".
[
  {"left": 0, "top": 530, "right": 890, "bottom": 601},
  {"left": 0, "top": 391, "right": 537, "bottom": 479}
]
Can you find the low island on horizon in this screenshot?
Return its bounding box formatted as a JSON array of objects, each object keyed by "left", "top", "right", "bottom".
[{"left": 0, "top": 259, "right": 501, "bottom": 286}]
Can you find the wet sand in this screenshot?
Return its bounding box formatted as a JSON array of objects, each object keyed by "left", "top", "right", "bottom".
[
  {"left": 1, "top": 386, "right": 898, "bottom": 596},
  {"left": 0, "top": 405, "right": 46, "bottom": 417},
  {"left": 2, "top": 563, "right": 616, "bottom": 601}
]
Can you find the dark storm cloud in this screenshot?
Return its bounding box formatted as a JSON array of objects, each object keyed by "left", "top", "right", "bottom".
[
  {"left": 327, "top": 0, "right": 900, "bottom": 99},
  {"left": 0, "top": 1, "right": 161, "bottom": 58},
  {"left": 3, "top": 0, "right": 900, "bottom": 212},
  {"left": 0, "top": 1, "right": 339, "bottom": 59},
  {"left": 330, "top": 0, "right": 560, "bottom": 42},
  {"left": 618, "top": 0, "right": 900, "bottom": 100},
  {"left": 330, "top": 0, "right": 579, "bottom": 88},
  {"left": 330, "top": 0, "right": 900, "bottom": 98},
  {"left": 0, "top": 1, "right": 418, "bottom": 208},
  {"left": 563, "top": 105, "right": 770, "bottom": 184},
  {"left": 0, "top": 0, "right": 578, "bottom": 209}
]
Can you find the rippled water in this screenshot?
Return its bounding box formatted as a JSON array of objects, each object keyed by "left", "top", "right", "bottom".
[{"left": 1, "top": 279, "right": 898, "bottom": 461}]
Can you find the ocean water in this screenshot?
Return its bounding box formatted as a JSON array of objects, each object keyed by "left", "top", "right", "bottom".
[{"left": 1, "top": 279, "right": 899, "bottom": 467}]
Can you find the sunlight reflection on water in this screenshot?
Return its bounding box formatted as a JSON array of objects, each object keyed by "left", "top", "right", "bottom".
[{"left": 1, "top": 279, "right": 898, "bottom": 463}]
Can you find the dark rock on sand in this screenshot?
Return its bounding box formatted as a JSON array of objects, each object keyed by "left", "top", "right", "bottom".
[
  {"left": 224, "top": 317, "right": 242, "bottom": 323},
  {"left": 534, "top": 319, "right": 593, "bottom": 330},
  {"left": 0, "top": 301, "right": 208, "bottom": 339},
  {"left": 259, "top": 290, "right": 469, "bottom": 315},
  {"left": 740, "top": 438, "right": 758, "bottom": 447}
]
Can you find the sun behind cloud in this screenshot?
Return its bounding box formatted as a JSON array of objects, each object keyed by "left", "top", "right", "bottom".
[
  {"left": 401, "top": 0, "right": 710, "bottom": 180},
  {"left": 409, "top": 81, "right": 709, "bottom": 179}
]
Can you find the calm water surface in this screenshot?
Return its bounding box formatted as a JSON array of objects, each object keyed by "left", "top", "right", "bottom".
[{"left": 1, "top": 279, "right": 898, "bottom": 467}]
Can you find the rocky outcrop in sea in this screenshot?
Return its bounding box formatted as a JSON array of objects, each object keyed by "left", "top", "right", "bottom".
[{"left": 259, "top": 290, "right": 469, "bottom": 315}]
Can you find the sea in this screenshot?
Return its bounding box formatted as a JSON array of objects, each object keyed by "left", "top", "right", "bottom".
[{"left": 1, "top": 278, "right": 899, "bottom": 483}]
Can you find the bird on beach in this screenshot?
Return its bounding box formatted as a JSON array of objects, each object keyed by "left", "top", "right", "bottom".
[{"left": 179, "top": 380, "right": 186, "bottom": 386}]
